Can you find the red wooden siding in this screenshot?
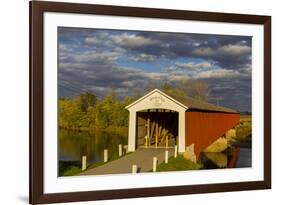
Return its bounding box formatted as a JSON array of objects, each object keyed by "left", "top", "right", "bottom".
[{"left": 185, "top": 111, "right": 240, "bottom": 157}]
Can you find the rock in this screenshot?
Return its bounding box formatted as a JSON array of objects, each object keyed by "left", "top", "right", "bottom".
[
  {"left": 183, "top": 144, "right": 197, "bottom": 162},
  {"left": 204, "top": 152, "right": 227, "bottom": 168},
  {"left": 225, "top": 128, "right": 236, "bottom": 140},
  {"left": 204, "top": 137, "right": 228, "bottom": 152}
]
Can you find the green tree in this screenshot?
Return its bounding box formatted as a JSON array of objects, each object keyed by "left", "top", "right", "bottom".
[
  {"left": 94, "top": 94, "right": 115, "bottom": 128},
  {"left": 78, "top": 92, "right": 97, "bottom": 112},
  {"left": 59, "top": 98, "right": 90, "bottom": 128},
  {"left": 58, "top": 91, "right": 137, "bottom": 130}
]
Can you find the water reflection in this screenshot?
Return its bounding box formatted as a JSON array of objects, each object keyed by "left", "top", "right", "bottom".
[
  {"left": 59, "top": 129, "right": 128, "bottom": 165},
  {"left": 199, "top": 147, "right": 251, "bottom": 169},
  {"left": 59, "top": 128, "right": 252, "bottom": 173},
  {"left": 200, "top": 152, "right": 228, "bottom": 168}
]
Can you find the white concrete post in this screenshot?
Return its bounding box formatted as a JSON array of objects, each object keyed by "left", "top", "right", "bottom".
[
  {"left": 119, "top": 144, "right": 122, "bottom": 157},
  {"left": 153, "top": 157, "right": 158, "bottom": 172},
  {"left": 128, "top": 110, "right": 136, "bottom": 152},
  {"left": 165, "top": 150, "right": 169, "bottom": 164},
  {"left": 104, "top": 149, "right": 108, "bottom": 162},
  {"left": 174, "top": 145, "right": 178, "bottom": 158},
  {"left": 132, "top": 165, "right": 137, "bottom": 174},
  {"left": 178, "top": 110, "right": 186, "bottom": 153},
  {"left": 82, "top": 156, "right": 87, "bottom": 171}
]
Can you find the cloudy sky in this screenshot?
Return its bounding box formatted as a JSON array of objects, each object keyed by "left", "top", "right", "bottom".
[{"left": 58, "top": 27, "right": 252, "bottom": 112}]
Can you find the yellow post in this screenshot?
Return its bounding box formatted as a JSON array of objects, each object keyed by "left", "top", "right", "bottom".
[
  {"left": 147, "top": 117, "right": 150, "bottom": 147},
  {"left": 165, "top": 136, "right": 169, "bottom": 148},
  {"left": 155, "top": 123, "right": 158, "bottom": 148},
  {"left": 145, "top": 136, "right": 148, "bottom": 148}
]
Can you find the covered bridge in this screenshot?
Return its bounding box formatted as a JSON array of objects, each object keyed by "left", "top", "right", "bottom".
[{"left": 125, "top": 89, "right": 240, "bottom": 159}]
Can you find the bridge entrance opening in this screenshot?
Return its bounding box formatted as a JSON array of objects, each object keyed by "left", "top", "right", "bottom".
[{"left": 136, "top": 109, "right": 178, "bottom": 148}]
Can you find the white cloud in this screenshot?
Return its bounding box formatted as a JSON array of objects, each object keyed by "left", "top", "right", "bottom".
[
  {"left": 59, "top": 44, "right": 73, "bottom": 61},
  {"left": 168, "top": 74, "right": 189, "bottom": 82},
  {"left": 59, "top": 62, "right": 89, "bottom": 70},
  {"left": 89, "top": 85, "right": 107, "bottom": 92},
  {"left": 59, "top": 44, "right": 72, "bottom": 53},
  {"left": 166, "top": 61, "right": 242, "bottom": 80},
  {"left": 217, "top": 44, "right": 251, "bottom": 56},
  {"left": 195, "top": 69, "right": 239, "bottom": 79},
  {"left": 122, "top": 81, "right": 135, "bottom": 87},
  {"left": 193, "top": 47, "right": 214, "bottom": 56},
  {"left": 84, "top": 36, "right": 101, "bottom": 45},
  {"left": 175, "top": 61, "right": 214, "bottom": 70},
  {"left": 238, "top": 64, "right": 252, "bottom": 75},
  {"left": 193, "top": 44, "right": 251, "bottom": 57},
  {"left": 129, "top": 53, "right": 157, "bottom": 62},
  {"left": 112, "top": 33, "right": 158, "bottom": 47},
  {"left": 193, "top": 42, "right": 200, "bottom": 47},
  {"left": 73, "top": 51, "right": 119, "bottom": 62}
]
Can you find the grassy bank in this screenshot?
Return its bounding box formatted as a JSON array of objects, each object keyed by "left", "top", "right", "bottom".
[
  {"left": 157, "top": 155, "right": 201, "bottom": 172},
  {"left": 59, "top": 160, "right": 112, "bottom": 176},
  {"left": 59, "top": 152, "right": 132, "bottom": 176},
  {"left": 59, "top": 161, "right": 82, "bottom": 176},
  {"left": 235, "top": 115, "right": 252, "bottom": 142},
  {"left": 59, "top": 160, "right": 109, "bottom": 177}
]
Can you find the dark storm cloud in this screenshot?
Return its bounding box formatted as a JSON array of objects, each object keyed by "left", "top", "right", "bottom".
[
  {"left": 58, "top": 60, "right": 180, "bottom": 98},
  {"left": 111, "top": 32, "right": 252, "bottom": 70},
  {"left": 206, "top": 76, "right": 251, "bottom": 112},
  {"left": 60, "top": 28, "right": 252, "bottom": 70}
]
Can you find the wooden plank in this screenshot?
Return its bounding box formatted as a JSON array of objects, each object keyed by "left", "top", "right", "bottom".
[
  {"left": 147, "top": 117, "right": 150, "bottom": 138},
  {"left": 155, "top": 122, "right": 159, "bottom": 147},
  {"left": 150, "top": 121, "right": 155, "bottom": 145}
]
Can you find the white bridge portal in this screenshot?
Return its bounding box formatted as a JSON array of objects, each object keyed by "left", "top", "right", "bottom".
[{"left": 125, "top": 89, "right": 188, "bottom": 153}]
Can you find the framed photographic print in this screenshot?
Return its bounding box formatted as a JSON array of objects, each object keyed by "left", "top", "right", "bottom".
[{"left": 29, "top": 0, "right": 271, "bottom": 204}]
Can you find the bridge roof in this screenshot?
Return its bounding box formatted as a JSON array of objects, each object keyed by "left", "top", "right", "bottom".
[{"left": 126, "top": 89, "right": 239, "bottom": 114}]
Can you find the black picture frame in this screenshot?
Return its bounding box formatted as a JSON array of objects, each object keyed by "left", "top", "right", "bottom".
[{"left": 30, "top": 1, "right": 271, "bottom": 204}]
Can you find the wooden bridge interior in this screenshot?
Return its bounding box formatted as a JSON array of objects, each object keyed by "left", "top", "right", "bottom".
[{"left": 136, "top": 109, "right": 178, "bottom": 148}]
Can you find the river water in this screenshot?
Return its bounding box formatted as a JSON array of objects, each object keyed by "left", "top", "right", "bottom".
[
  {"left": 59, "top": 128, "right": 127, "bottom": 165},
  {"left": 59, "top": 129, "right": 252, "bottom": 172}
]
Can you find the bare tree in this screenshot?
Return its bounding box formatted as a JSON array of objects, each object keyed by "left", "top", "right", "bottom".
[{"left": 176, "top": 79, "right": 210, "bottom": 101}]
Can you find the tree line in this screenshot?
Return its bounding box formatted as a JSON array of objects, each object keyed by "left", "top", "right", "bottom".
[
  {"left": 59, "top": 92, "right": 136, "bottom": 130},
  {"left": 59, "top": 80, "right": 210, "bottom": 131}
]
